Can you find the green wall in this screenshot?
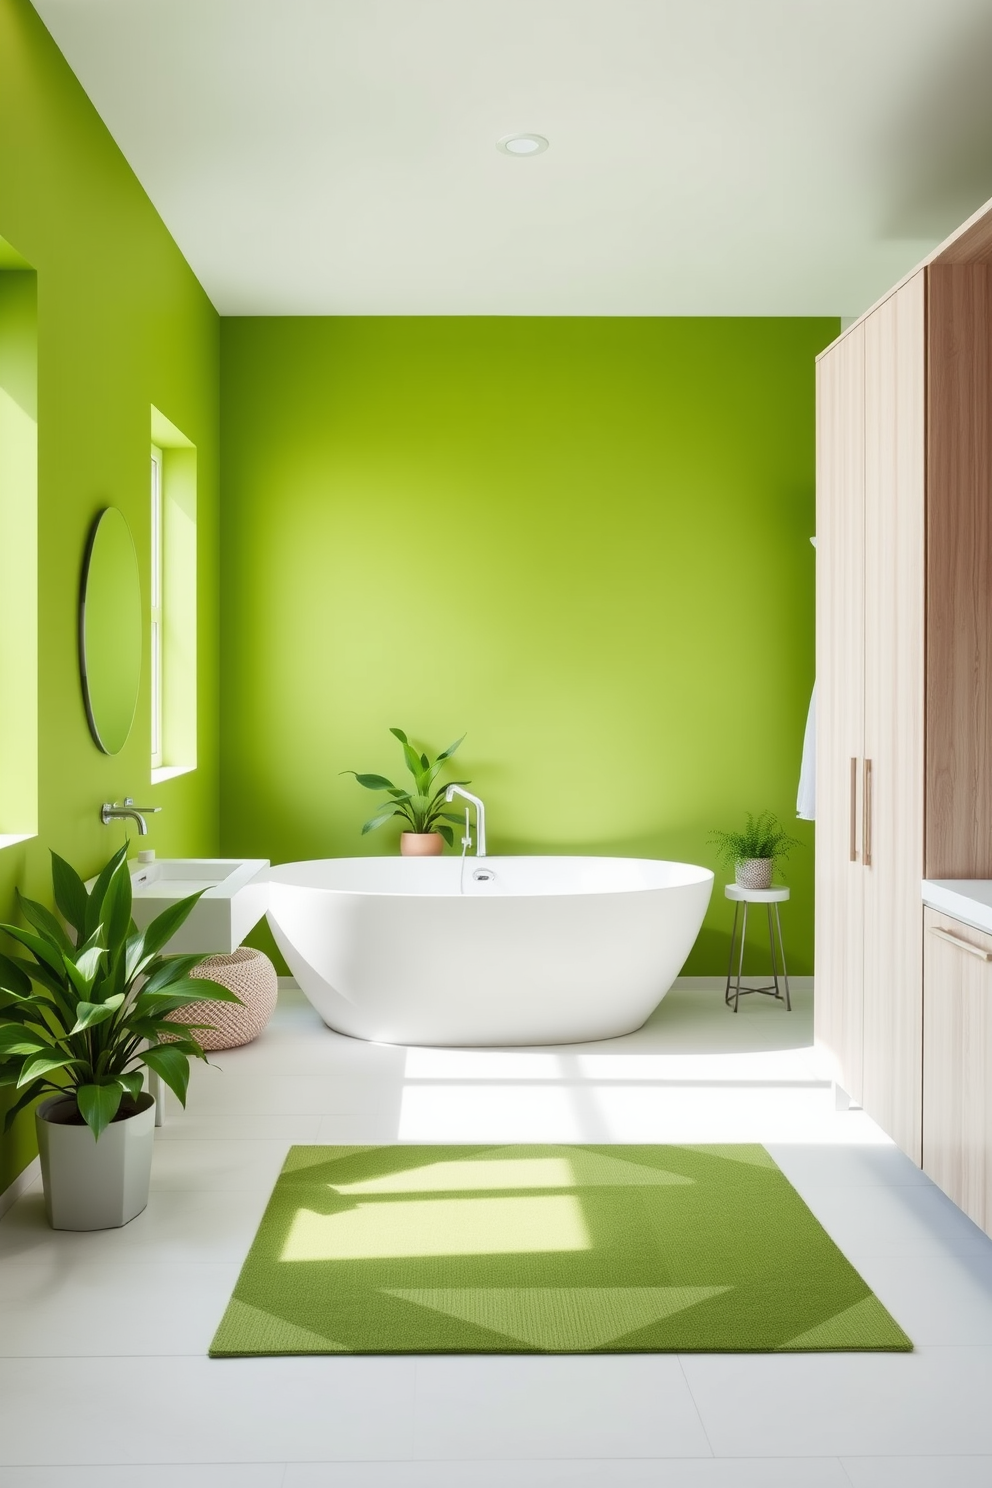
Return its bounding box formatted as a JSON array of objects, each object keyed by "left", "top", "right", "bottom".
[
  {"left": 0, "top": 0, "right": 221, "bottom": 1191},
  {"left": 220, "top": 316, "right": 835, "bottom": 974}
]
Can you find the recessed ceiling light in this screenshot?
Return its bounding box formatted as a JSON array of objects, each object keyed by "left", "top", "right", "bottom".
[{"left": 497, "top": 134, "right": 549, "bottom": 157}]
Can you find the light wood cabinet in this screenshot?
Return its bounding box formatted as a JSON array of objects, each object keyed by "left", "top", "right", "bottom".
[
  {"left": 923, "top": 908, "right": 992, "bottom": 1233},
  {"left": 815, "top": 274, "right": 925, "bottom": 1162},
  {"left": 816, "top": 194, "right": 992, "bottom": 1192},
  {"left": 861, "top": 278, "right": 926, "bottom": 1162},
  {"left": 814, "top": 323, "right": 865, "bottom": 1105}
]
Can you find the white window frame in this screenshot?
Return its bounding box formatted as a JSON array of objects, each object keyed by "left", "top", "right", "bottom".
[{"left": 150, "top": 443, "right": 163, "bottom": 771}]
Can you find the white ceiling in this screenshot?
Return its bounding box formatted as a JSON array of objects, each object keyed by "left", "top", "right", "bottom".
[{"left": 31, "top": 0, "right": 992, "bottom": 317}]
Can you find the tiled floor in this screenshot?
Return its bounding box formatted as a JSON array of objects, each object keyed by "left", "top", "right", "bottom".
[{"left": 2, "top": 983, "right": 992, "bottom": 1486}]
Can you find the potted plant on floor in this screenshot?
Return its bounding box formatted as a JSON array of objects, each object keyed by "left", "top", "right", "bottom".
[
  {"left": 710, "top": 811, "right": 802, "bottom": 890},
  {"left": 343, "top": 727, "right": 469, "bottom": 855},
  {"left": 0, "top": 846, "right": 238, "bottom": 1230}
]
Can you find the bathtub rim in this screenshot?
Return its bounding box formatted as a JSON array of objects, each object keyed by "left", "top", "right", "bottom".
[{"left": 264, "top": 853, "right": 715, "bottom": 901}]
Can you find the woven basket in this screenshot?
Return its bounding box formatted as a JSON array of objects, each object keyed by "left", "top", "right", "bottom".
[
  {"left": 735, "top": 858, "right": 774, "bottom": 890},
  {"left": 169, "top": 948, "right": 278, "bottom": 1051}
]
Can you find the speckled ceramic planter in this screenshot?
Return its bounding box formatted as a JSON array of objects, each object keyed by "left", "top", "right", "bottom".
[{"left": 735, "top": 857, "right": 774, "bottom": 890}]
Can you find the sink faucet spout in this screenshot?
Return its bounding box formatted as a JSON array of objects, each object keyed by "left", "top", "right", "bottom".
[{"left": 100, "top": 798, "right": 162, "bottom": 837}]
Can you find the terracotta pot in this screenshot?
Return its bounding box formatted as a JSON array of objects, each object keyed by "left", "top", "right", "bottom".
[
  {"left": 400, "top": 832, "right": 444, "bottom": 857},
  {"left": 735, "top": 857, "right": 774, "bottom": 890}
]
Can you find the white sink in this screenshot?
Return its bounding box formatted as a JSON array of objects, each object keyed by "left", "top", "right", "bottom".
[{"left": 127, "top": 857, "right": 270, "bottom": 954}]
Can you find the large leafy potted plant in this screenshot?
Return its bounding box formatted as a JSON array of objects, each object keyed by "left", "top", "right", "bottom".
[
  {"left": 343, "top": 727, "right": 469, "bottom": 856},
  {"left": 0, "top": 846, "right": 238, "bottom": 1231},
  {"left": 710, "top": 811, "right": 802, "bottom": 890}
]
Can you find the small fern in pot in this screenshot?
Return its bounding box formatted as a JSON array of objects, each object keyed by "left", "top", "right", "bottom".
[
  {"left": 343, "top": 727, "right": 469, "bottom": 856},
  {"left": 709, "top": 811, "right": 802, "bottom": 890}
]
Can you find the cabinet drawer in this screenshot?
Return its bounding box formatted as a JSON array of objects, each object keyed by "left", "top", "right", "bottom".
[{"left": 923, "top": 908, "right": 992, "bottom": 1233}]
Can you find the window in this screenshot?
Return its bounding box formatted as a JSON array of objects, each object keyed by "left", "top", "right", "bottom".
[
  {"left": 149, "top": 407, "right": 197, "bottom": 783},
  {"left": 0, "top": 244, "right": 38, "bottom": 848},
  {"left": 150, "top": 443, "right": 163, "bottom": 770}
]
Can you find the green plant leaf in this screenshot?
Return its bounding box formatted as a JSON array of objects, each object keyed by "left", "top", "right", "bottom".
[
  {"left": 438, "top": 824, "right": 454, "bottom": 847},
  {"left": 0, "top": 923, "right": 66, "bottom": 977},
  {"left": 16, "top": 1053, "right": 78, "bottom": 1088},
  {"left": 133, "top": 978, "right": 240, "bottom": 1015},
  {"left": 2, "top": 1081, "right": 49, "bottom": 1133},
  {"left": 141, "top": 1044, "right": 192, "bottom": 1106},
  {"left": 343, "top": 771, "right": 398, "bottom": 792},
  {"left": 0, "top": 991, "right": 55, "bottom": 1028},
  {"left": 388, "top": 727, "right": 409, "bottom": 745},
  {"left": 0, "top": 1026, "right": 48, "bottom": 1056},
  {"left": 1, "top": 951, "right": 67, "bottom": 1002},
  {"left": 361, "top": 810, "right": 402, "bottom": 835},
  {"left": 83, "top": 846, "right": 128, "bottom": 939},
  {"left": 62, "top": 945, "right": 105, "bottom": 999},
  {"left": 69, "top": 1001, "right": 116, "bottom": 1035},
  {"left": 51, "top": 852, "right": 89, "bottom": 938},
  {"left": 138, "top": 953, "right": 212, "bottom": 998},
  {"left": 128, "top": 891, "right": 205, "bottom": 975},
  {"left": 76, "top": 1081, "right": 123, "bottom": 1139},
  {"left": 436, "top": 734, "right": 465, "bottom": 762},
  {"left": 101, "top": 859, "right": 134, "bottom": 957},
  {"left": 15, "top": 892, "right": 75, "bottom": 956},
  {"left": 0, "top": 953, "right": 32, "bottom": 998},
  {"left": 185, "top": 977, "right": 242, "bottom": 1004},
  {"left": 117, "top": 1071, "right": 144, "bottom": 1100}
]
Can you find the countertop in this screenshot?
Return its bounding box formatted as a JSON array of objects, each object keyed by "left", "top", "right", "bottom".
[{"left": 922, "top": 879, "right": 992, "bottom": 936}]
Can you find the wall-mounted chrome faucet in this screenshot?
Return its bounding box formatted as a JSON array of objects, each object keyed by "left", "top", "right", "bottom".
[
  {"left": 445, "top": 785, "right": 486, "bottom": 857},
  {"left": 100, "top": 798, "right": 162, "bottom": 837}
]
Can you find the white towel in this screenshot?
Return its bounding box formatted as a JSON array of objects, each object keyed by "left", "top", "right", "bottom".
[{"left": 796, "top": 682, "right": 816, "bottom": 821}]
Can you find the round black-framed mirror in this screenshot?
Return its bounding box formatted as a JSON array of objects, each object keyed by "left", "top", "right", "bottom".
[{"left": 79, "top": 507, "right": 142, "bottom": 755}]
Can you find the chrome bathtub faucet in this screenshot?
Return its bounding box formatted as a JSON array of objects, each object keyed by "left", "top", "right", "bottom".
[
  {"left": 445, "top": 785, "right": 486, "bottom": 857},
  {"left": 100, "top": 797, "right": 162, "bottom": 836}
]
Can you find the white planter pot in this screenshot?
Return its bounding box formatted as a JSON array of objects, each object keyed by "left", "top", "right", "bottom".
[{"left": 36, "top": 1093, "right": 155, "bottom": 1231}]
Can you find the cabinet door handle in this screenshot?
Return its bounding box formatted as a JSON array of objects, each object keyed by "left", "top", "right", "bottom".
[
  {"left": 929, "top": 926, "right": 992, "bottom": 962},
  {"left": 862, "top": 757, "right": 872, "bottom": 868},
  {"left": 849, "top": 757, "right": 858, "bottom": 861}
]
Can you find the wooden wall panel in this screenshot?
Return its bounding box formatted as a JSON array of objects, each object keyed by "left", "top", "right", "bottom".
[
  {"left": 862, "top": 271, "right": 926, "bottom": 1164},
  {"left": 926, "top": 264, "right": 992, "bottom": 879},
  {"left": 814, "top": 327, "right": 865, "bottom": 1102}
]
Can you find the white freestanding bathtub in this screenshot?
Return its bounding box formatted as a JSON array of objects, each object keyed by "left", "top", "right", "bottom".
[{"left": 266, "top": 856, "right": 713, "bottom": 1047}]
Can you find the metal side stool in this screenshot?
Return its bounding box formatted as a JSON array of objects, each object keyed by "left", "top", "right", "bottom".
[{"left": 724, "top": 884, "right": 791, "bottom": 1013}]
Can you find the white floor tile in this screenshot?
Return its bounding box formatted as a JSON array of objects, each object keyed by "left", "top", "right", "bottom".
[
  {"left": 187, "top": 1074, "right": 397, "bottom": 1117},
  {"left": 767, "top": 1142, "right": 933, "bottom": 1189},
  {"left": 848, "top": 1250, "right": 992, "bottom": 1345},
  {"left": 285, "top": 1458, "right": 850, "bottom": 1487},
  {"left": 0, "top": 1188, "right": 269, "bottom": 1265},
  {"left": 793, "top": 1180, "right": 992, "bottom": 1260},
  {"left": 0, "top": 1357, "right": 416, "bottom": 1465},
  {"left": 154, "top": 1114, "right": 323, "bottom": 1142},
  {"left": 2, "top": 981, "right": 991, "bottom": 1478},
  {"left": 409, "top": 1355, "right": 710, "bottom": 1460},
  {"left": 841, "top": 1457, "right": 992, "bottom": 1487},
  {"left": 149, "top": 1139, "right": 293, "bottom": 1191},
  {"left": 680, "top": 1347, "right": 992, "bottom": 1457},
  {"left": 0, "top": 1262, "right": 240, "bottom": 1356},
  {"left": 0, "top": 1465, "right": 283, "bottom": 1487}
]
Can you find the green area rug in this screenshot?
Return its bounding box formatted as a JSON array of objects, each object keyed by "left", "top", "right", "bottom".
[{"left": 210, "top": 1144, "right": 911, "bottom": 1356}]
